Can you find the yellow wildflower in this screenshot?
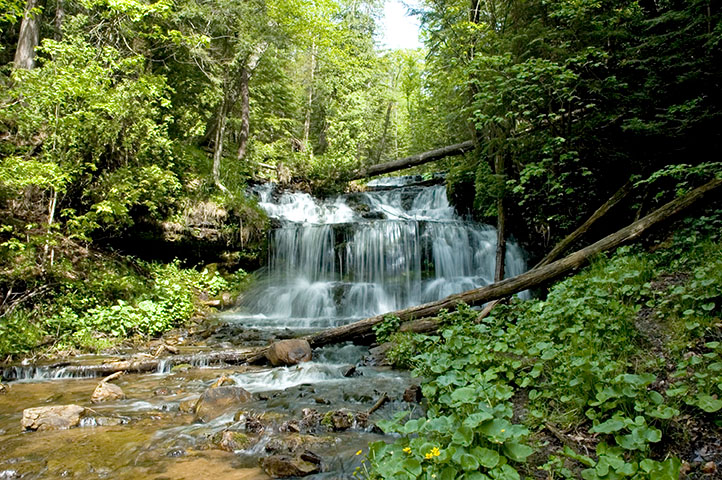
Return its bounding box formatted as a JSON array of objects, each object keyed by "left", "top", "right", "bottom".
[
  {"left": 356, "top": 450, "right": 363, "bottom": 456},
  {"left": 424, "top": 447, "right": 441, "bottom": 459},
  {"left": 501, "top": 429, "right": 506, "bottom": 433},
  {"left": 403, "top": 447, "right": 412, "bottom": 454}
]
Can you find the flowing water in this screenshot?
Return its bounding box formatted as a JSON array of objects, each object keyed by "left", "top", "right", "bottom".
[{"left": 0, "top": 176, "right": 527, "bottom": 479}]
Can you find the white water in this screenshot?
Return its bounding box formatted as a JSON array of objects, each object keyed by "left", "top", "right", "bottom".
[{"left": 228, "top": 179, "right": 527, "bottom": 330}]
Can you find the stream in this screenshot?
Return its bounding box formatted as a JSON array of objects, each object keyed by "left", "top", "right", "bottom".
[{"left": 0, "top": 176, "right": 527, "bottom": 479}]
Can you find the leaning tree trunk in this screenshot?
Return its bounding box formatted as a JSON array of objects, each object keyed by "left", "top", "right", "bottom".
[
  {"left": 304, "top": 177, "right": 722, "bottom": 348},
  {"left": 14, "top": 0, "right": 41, "bottom": 70}
]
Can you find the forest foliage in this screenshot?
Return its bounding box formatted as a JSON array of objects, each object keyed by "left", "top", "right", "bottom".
[{"left": 1, "top": 0, "right": 720, "bottom": 352}]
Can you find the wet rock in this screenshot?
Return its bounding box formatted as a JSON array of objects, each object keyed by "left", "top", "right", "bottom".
[
  {"left": 260, "top": 454, "right": 321, "bottom": 478},
  {"left": 266, "top": 434, "right": 335, "bottom": 456},
  {"left": 339, "top": 365, "right": 357, "bottom": 377},
  {"left": 213, "top": 430, "right": 253, "bottom": 452},
  {"left": 21, "top": 405, "right": 86, "bottom": 431},
  {"left": 322, "top": 410, "right": 353, "bottom": 431},
  {"left": 0, "top": 383, "right": 7, "bottom": 394},
  {"left": 403, "top": 384, "right": 422, "bottom": 403},
  {"left": 91, "top": 382, "right": 125, "bottom": 403},
  {"left": 194, "top": 386, "right": 253, "bottom": 423},
  {"left": 233, "top": 411, "right": 266, "bottom": 433},
  {"left": 362, "top": 342, "right": 392, "bottom": 366},
  {"left": 179, "top": 396, "right": 199, "bottom": 413},
  {"left": 210, "top": 374, "right": 235, "bottom": 388},
  {"left": 266, "top": 339, "right": 312, "bottom": 366},
  {"left": 154, "top": 387, "right": 171, "bottom": 396},
  {"left": 171, "top": 363, "right": 193, "bottom": 372},
  {"left": 221, "top": 292, "right": 233, "bottom": 307}
]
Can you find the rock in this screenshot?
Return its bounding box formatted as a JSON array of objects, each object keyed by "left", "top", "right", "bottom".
[
  {"left": 210, "top": 374, "right": 235, "bottom": 388},
  {"left": 362, "top": 342, "right": 392, "bottom": 366},
  {"left": 21, "top": 405, "right": 86, "bottom": 431},
  {"left": 214, "top": 430, "right": 253, "bottom": 452},
  {"left": 266, "top": 339, "right": 312, "bottom": 366},
  {"left": 179, "top": 396, "right": 199, "bottom": 413},
  {"left": 91, "top": 382, "right": 125, "bottom": 403},
  {"left": 266, "top": 433, "right": 336, "bottom": 455},
  {"left": 233, "top": 411, "right": 266, "bottom": 433},
  {"left": 204, "top": 299, "right": 222, "bottom": 308},
  {"left": 322, "top": 409, "right": 353, "bottom": 431},
  {"left": 339, "top": 365, "right": 357, "bottom": 377},
  {"left": 221, "top": 292, "right": 233, "bottom": 306},
  {"left": 194, "top": 386, "right": 253, "bottom": 423},
  {"left": 0, "top": 383, "right": 7, "bottom": 394},
  {"left": 403, "top": 384, "right": 422, "bottom": 403},
  {"left": 260, "top": 454, "right": 321, "bottom": 478}
]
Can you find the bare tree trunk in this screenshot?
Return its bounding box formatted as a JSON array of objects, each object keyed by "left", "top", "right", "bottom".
[
  {"left": 14, "top": 0, "right": 41, "bottom": 70},
  {"left": 54, "top": 0, "right": 63, "bottom": 40},
  {"left": 493, "top": 154, "right": 506, "bottom": 282},
  {"left": 349, "top": 140, "right": 475, "bottom": 180},
  {"left": 213, "top": 98, "right": 230, "bottom": 194},
  {"left": 302, "top": 41, "right": 316, "bottom": 151},
  {"left": 374, "top": 101, "right": 394, "bottom": 163},
  {"left": 236, "top": 43, "right": 267, "bottom": 162},
  {"left": 236, "top": 66, "right": 251, "bottom": 161}
]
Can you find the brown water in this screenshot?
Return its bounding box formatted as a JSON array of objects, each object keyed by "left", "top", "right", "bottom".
[{"left": 0, "top": 345, "right": 413, "bottom": 480}]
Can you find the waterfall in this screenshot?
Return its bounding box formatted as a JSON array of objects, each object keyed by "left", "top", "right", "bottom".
[{"left": 227, "top": 177, "right": 527, "bottom": 330}]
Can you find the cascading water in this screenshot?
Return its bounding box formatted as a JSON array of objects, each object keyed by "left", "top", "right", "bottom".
[{"left": 226, "top": 176, "right": 527, "bottom": 330}]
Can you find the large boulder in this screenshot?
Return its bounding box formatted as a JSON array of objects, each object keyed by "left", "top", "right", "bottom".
[
  {"left": 266, "top": 339, "right": 312, "bottom": 366},
  {"left": 260, "top": 453, "right": 321, "bottom": 478},
  {"left": 91, "top": 382, "right": 125, "bottom": 403},
  {"left": 194, "top": 386, "right": 253, "bottom": 423},
  {"left": 21, "top": 405, "right": 86, "bottom": 431}
]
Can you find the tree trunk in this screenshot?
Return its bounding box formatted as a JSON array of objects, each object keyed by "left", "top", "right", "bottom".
[
  {"left": 534, "top": 180, "right": 633, "bottom": 269},
  {"left": 213, "top": 97, "right": 230, "bottom": 193},
  {"left": 374, "top": 101, "right": 394, "bottom": 163},
  {"left": 493, "top": 154, "right": 506, "bottom": 282},
  {"left": 14, "top": 0, "right": 41, "bottom": 70},
  {"left": 236, "top": 66, "right": 251, "bottom": 161},
  {"left": 54, "top": 0, "right": 64, "bottom": 40},
  {"left": 305, "top": 178, "right": 722, "bottom": 348},
  {"left": 235, "top": 43, "right": 267, "bottom": 161},
  {"left": 349, "top": 140, "right": 475, "bottom": 180},
  {"left": 302, "top": 41, "right": 316, "bottom": 151}
]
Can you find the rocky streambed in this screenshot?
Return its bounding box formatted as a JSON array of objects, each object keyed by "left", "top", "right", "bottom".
[{"left": 0, "top": 323, "right": 422, "bottom": 480}]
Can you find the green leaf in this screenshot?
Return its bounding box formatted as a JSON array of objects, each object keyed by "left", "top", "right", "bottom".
[
  {"left": 463, "top": 411, "right": 494, "bottom": 428},
  {"left": 472, "top": 446, "right": 500, "bottom": 468},
  {"left": 451, "top": 387, "right": 478, "bottom": 404},
  {"left": 591, "top": 418, "right": 626, "bottom": 434},
  {"left": 503, "top": 442, "right": 534, "bottom": 462},
  {"left": 460, "top": 453, "right": 480, "bottom": 471},
  {"left": 694, "top": 394, "right": 722, "bottom": 412},
  {"left": 452, "top": 425, "right": 474, "bottom": 446}
]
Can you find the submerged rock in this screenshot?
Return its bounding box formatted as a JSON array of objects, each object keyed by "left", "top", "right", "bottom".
[
  {"left": 21, "top": 405, "right": 86, "bottom": 431},
  {"left": 91, "top": 382, "right": 125, "bottom": 403},
  {"left": 194, "top": 386, "right": 253, "bottom": 423},
  {"left": 260, "top": 453, "right": 321, "bottom": 478},
  {"left": 266, "top": 339, "right": 312, "bottom": 366}
]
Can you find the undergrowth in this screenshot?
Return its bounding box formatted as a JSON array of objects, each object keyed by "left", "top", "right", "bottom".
[
  {"left": 0, "top": 259, "right": 248, "bottom": 357},
  {"left": 365, "top": 212, "right": 722, "bottom": 479}
]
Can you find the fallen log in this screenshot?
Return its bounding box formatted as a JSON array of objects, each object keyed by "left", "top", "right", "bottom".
[
  {"left": 1, "top": 349, "right": 262, "bottom": 379},
  {"left": 349, "top": 140, "right": 475, "bottom": 180},
  {"left": 307, "top": 178, "right": 722, "bottom": 347},
  {"left": 476, "top": 179, "right": 634, "bottom": 322}
]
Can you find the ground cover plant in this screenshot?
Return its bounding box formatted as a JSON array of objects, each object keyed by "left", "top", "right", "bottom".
[{"left": 364, "top": 212, "right": 722, "bottom": 479}]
